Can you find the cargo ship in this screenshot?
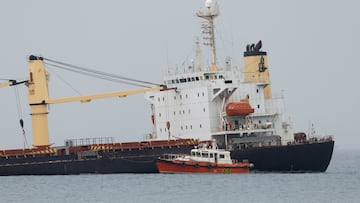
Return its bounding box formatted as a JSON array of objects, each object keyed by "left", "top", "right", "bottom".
[
  {"left": 144, "top": 0, "right": 334, "bottom": 172},
  {"left": 0, "top": 0, "right": 334, "bottom": 175}
]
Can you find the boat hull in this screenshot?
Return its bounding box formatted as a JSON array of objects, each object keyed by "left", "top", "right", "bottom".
[
  {"left": 0, "top": 140, "right": 334, "bottom": 175},
  {"left": 156, "top": 159, "right": 250, "bottom": 174},
  {"left": 230, "top": 140, "right": 334, "bottom": 172}
]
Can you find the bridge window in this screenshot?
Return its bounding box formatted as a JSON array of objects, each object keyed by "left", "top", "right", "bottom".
[{"left": 219, "top": 154, "right": 225, "bottom": 159}]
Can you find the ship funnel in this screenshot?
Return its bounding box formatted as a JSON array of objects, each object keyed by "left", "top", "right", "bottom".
[{"left": 243, "top": 40, "right": 272, "bottom": 99}]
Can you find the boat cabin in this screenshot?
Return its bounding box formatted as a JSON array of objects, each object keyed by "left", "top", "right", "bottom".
[{"left": 189, "top": 148, "right": 233, "bottom": 164}]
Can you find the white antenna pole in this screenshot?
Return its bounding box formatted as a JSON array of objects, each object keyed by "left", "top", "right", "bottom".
[{"left": 197, "top": 0, "right": 219, "bottom": 71}]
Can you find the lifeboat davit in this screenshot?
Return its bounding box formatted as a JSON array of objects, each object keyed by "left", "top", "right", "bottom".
[{"left": 226, "top": 100, "right": 254, "bottom": 116}]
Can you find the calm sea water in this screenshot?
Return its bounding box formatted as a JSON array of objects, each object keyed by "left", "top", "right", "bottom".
[{"left": 0, "top": 148, "right": 358, "bottom": 203}]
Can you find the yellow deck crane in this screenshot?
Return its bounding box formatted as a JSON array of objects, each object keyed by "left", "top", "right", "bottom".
[{"left": 27, "top": 55, "right": 166, "bottom": 148}]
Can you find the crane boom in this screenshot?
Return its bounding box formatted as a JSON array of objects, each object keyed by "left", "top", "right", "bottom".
[
  {"left": 27, "top": 55, "right": 167, "bottom": 147},
  {"left": 0, "top": 80, "right": 27, "bottom": 88},
  {"left": 47, "top": 86, "right": 164, "bottom": 104}
]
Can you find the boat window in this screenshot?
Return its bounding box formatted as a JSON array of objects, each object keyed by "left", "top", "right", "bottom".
[
  {"left": 219, "top": 154, "right": 225, "bottom": 159},
  {"left": 191, "top": 77, "right": 195, "bottom": 81},
  {"left": 172, "top": 80, "right": 175, "bottom": 84},
  {"left": 219, "top": 75, "right": 223, "bottom": 79},
  {"left": 196, "top": 152, "right": 201, "bottom": 157},
  {"left": 210, "top": 153, "right": 214, "bottom": 158},
  {"left": 176, "top": 79, "right": 179, "bottom": 83},
  {"left": 202, "top": 152, "right": 209, "bottom": 158},
  {"left": 196, "top": 77, "right": 199, "bottom": 81},
  {"left": 187, "top": 77, "right": 191, "bottom": 82},
  {"left": 192, "top": 152, "right": 196, "bottom": 156},
  {"left": 258, "top": 105, "right": 260, "bottom": 109},
  {"left": 214, "top": 75, "right": 217, "bottom": 79},
  {"left": 174, "top": 111, "right": 176, "bottom": 115},
  {"left": 174, "top": 96, "right": 176, "bottom": 100},
  {"left": 205, "top": 75, "right": 209, "bottom": 80},
  {"left": 180, "top": 78, "right": 186, "bottom": 83}
]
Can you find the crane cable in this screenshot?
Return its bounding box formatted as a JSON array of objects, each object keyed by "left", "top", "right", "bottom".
[
  {"left": 42, "top": 57, "right": 161, "bottom": 88},
  {"left": 14, "top": 86, "right": 29, "bottom": 149}
]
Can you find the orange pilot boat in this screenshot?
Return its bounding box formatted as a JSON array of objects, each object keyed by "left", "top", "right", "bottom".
[{"left": 156, "top": 142, "right": 253, "bottom": 174}]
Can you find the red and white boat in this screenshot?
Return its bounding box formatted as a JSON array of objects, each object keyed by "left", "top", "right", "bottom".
[{"left": 156, "top": 143, "right": 253, "bottom": 174}]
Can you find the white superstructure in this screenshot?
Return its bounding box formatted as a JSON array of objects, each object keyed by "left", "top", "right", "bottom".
[{"left": 145, "top": 1, "right": 294, "bottom": 147}]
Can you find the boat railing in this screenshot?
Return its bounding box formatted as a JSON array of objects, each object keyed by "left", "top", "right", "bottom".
[{"left": 65, "top": 137, "right": 115, "bottom": 147}]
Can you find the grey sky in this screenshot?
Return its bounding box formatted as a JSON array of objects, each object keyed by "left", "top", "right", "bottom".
[{"left": 0, "top": 0, "right": 358, "bottom": 150}]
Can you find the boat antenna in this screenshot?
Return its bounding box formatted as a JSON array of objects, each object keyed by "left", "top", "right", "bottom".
[{"left": 197, "top": 0, "right": 219, "bottom": 72}]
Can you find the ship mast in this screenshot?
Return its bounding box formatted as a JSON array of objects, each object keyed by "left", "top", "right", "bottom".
[{"left": 197, "top": 0, "right": 219, "bottom": 72}]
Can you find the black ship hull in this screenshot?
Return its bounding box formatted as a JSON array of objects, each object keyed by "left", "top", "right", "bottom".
[
  {"left": 230, "top": 140, "right": 334, "bottom": 172},
  {"left": 0, "top": 140, "right": 334, "bottom": 175},
  {"left": 0, "top": 142, "right": 196, "bottom": 176}
]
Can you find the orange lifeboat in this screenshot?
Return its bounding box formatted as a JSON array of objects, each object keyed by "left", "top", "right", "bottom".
[{"left": 226, "top": 100, "right": 254, "bottom": 116}]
